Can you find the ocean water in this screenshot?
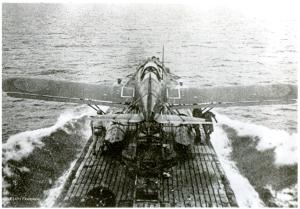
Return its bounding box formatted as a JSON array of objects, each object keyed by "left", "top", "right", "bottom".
[{"left": 2, "top": 3, "right": 297, "bottom": 207}]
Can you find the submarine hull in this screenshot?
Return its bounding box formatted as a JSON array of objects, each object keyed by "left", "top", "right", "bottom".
[{"left": 55, "top": 124, "right": 237, "bottom": 207}]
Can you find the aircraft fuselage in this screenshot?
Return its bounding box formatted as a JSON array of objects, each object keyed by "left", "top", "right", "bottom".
[{"left": 135, "top": 57, "right": 167, "bottom": 122}]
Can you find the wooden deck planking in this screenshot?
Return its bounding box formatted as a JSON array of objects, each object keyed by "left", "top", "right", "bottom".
[
  {"left": 73, "top": 145, "right": 96, "bottom": 197},
  {"left": 187, "top": 154, "right": 201, "bottom": 207},
  {"left": 194, "top": 149, "right": 212, "bottom": 206},
  {"left": 191, "top": 146, "right": 207, "bottom": 207},
  {"left": 204, "top": 145, "right": 226, "bottom": 206},
  {"left": 114, "top": 167, "right": 126, "bottom": 205},
  {"left": 57, "top": 134, "right": 237, "bottom": 207},
  {"left": 94, "top": 155, "right": 108, "bottom": 185},
  {"left": 168, "top": 168, "right": 175, "bottom": 206},
  {"left": 80, "top": 152, "right": 103, "bottom": 196},
  {"left": 208, "top": 153, "right": 230, "bottom": 207},
  {"left": 182, "top": 158, "right": 196, "bottom": 207},
  {"left": 175, "top": 162, "right": 185, "bottom": 207},
  {"left": 64, "top": 142, "right": 94, "bottom": 199}
]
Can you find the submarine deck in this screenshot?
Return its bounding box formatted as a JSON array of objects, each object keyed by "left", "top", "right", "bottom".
[{"left": 56, "top": 131, "right": 237, "bottom": 207}]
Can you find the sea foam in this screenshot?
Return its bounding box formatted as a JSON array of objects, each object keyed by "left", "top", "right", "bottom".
[
  {"left": 2, "top": 106, "right": 97, "bottom": 165},
  {"left": 216, "top": 113, "right": 297, "bottom": 166},
  {"left": 266, "top": 184, "right": 298, "bottom": 207},
  {"left": 2, "top": 106, "right": 106, "bottom": 207},
  {"left": 211, "top": 125, "right": 265, "bottom": 207}
]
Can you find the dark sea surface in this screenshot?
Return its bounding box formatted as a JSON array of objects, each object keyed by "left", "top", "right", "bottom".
[{"left": 2, "top": 3, "right": 297, "bottom": 207}]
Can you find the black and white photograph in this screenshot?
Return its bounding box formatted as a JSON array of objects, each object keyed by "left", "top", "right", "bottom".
[{"left": 2, "top": 0, "right": 298, "bottom": 207}]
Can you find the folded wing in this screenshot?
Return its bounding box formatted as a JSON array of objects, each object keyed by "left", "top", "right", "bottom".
[
  {"left": 3, "top": 77, "right": 131, "bottom": 107},
  {"left": 168, "top": 84, "right": 297, "bottom": 108}
]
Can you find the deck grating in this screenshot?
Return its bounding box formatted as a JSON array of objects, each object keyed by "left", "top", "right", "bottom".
[{"left": 57, "top": 132, "right": 238, "bottom": 207}]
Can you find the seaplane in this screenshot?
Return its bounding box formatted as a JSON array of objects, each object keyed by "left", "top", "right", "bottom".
[
  {"left": 2, "top": 56, "right": 297, "bottom": 152},
  {"left": 3, "top": 54, "right": 297, "bottom": 156},
  {"left": 3, "top": 55, "right": 297, "bottom": 132},
  {"left": 2, "top": 55, "right": 297, "bottom": 207}
]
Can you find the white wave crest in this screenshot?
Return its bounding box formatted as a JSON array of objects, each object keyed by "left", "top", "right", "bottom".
[
  {"left": 1, "top": 106, "right": 102, "bottom": 207},
  {"left": 211, "top": 125, "right": 265, "bottom": 207},
  {"left": 2, "top": 106, "right": 96, "bottom": 164},
  {"left": 216, "top": 113, "right": 298, "bottom": 166},
  {"left": 266, "top": 184, "right": 298, "bottom": 207}
]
